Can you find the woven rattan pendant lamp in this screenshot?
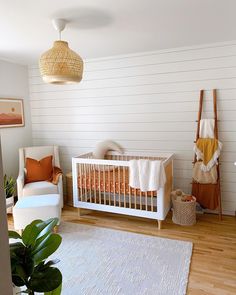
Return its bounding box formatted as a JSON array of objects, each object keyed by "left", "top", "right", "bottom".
[{"left": 39, "top": 19, "right": 83, "bottom": 84}]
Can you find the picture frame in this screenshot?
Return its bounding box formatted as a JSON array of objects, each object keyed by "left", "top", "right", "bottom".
[{"left": 0, "top": 98, "right": 25, "bottom": 128}]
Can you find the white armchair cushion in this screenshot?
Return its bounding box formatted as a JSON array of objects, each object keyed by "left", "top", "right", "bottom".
[{"left": 23, "top": 181, "right": 58, "bottom": 197}]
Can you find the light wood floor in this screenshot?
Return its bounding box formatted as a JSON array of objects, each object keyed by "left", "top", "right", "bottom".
[{"left": 8, "top": 207, "right": 236, "bottom": 295}]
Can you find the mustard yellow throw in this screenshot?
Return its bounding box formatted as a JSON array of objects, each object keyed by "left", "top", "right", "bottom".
[{"left": 194, "top": 138, "right": 222, "bottom": 172}]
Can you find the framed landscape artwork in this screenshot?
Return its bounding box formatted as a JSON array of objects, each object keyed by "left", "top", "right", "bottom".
[{"left": 0, "top": 98, "right": 24, "bottom": 128}]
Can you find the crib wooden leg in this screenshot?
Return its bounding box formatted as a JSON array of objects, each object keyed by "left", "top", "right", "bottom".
[
  {"left": 157, "top": 220, "right": 162, "bottom": 230},
  {"left": 77, "top": 208, "right": 81, "bottom": 217}
]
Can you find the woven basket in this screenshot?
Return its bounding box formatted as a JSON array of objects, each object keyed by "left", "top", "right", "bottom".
[{"left": 172, "top": 195, "right": 196, "bottom": 226}]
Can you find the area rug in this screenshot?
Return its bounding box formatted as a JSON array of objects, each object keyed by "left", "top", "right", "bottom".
[{"left": 52, "top": 222, "right": 192, "bottom": 295}]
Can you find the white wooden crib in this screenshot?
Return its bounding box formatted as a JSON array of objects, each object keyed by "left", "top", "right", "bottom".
[{"left": 72, "top": 152, "right": 174, "bottom": 229}]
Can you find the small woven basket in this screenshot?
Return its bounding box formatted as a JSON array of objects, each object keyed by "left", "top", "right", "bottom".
[{"left": 172, "top": 195, "right": 196, "bottom": 226}]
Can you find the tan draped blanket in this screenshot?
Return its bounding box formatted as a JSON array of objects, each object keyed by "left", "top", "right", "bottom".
[{"left": 192, "top": 161, "right": 217, "bottom": 184}]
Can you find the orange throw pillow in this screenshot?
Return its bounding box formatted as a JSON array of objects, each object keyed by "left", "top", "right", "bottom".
[{"left": 25, "top": 155, "right": 53, "bottom": 183}]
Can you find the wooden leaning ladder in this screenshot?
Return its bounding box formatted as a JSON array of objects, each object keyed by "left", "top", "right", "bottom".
[{"left": 192, "top": 89, "right": 222, "bottom": 220}]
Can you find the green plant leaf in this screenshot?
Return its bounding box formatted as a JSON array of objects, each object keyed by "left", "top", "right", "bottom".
[
  {"left": 12, "top": 274, "right": 26, "bottom": 287},
  {"left": 10, "top": 241, "right": 24, "bottom": 248},
  {"left": 45, "top": 259, "right": 60, "bottom": 267},
  {"left": 36, "top": 218, "right": 59, "bottom": 240},
  {"left": 14, "top": 264, "right": 27, "bottom": 281},
  {"left": 28, "top": 267, "right": 62, "bottom": 292},
  {"left": 11, "top": 253, "right": 35, "bottom": 284},
  {"left": 22, "top": 218, "right": 59, "bottom": 248},
  {"left": 9, "top": 230, "right": 22, "bottom": 239},
  {"left": 4, "top": 174, "right": 16, "bottom": 198},
  {"left": 11, "top": 256, "right": 20, "bottom": 271},
  {"left": 22, "top": 219, "right": 43, "bottom": 246},
  {"left": 35, "top": 260, "right": 60, "bottom": 272},
  {"left": 31, "top": 232, "right": 53, "bottom": 254},
  {"left": 10, "top": 242, "right": 25, "bottom": 256},
  {"left": 24, "top": 219, "right": 56, "bottom": 256},
  {"left": 44, "top": 283, "right": 62, "bottom": 295},
  {"left": 11, "top": 253, "right": 24, "bottom": 271},
  {"left": 24, "top": 255, "right": 35, "bottom": 277},
  {"left": 32, "top": 234, "right": 62, "bottom": 265},
  {"left": 32, "top": 233, "right": 57, "bottom": 258},
  {"left": 9, "top": 218, "right": 62, "bottom": 294}
]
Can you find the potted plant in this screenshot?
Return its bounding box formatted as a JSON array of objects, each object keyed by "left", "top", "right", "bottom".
[
  {"left": 4, "top": 174, "right": 16, "bottom": 213},
  {"left": 9, "top": 218, "right": 62, "bottom": 295}
]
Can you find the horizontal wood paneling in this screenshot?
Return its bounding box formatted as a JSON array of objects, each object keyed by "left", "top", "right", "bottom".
[
  {"left": 29, "top": 88, "right": 236, "bottom": 105},
  {"left": 29, "top": 68, "right": 236, "bottom": 92},
  {"left": 28, "top": 42, "right": 236, "bottom": 215}
]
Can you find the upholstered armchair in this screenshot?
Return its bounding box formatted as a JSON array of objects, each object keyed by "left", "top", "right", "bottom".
[{"left": 17, "top": 145, "right": 63, "bottom": 207}]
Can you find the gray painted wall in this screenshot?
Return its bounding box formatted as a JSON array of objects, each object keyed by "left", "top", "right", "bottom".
[
  {"left": 0, "top": 137, "right": 12, "bottom": 294},
  {"left": 0, "top": 60, "right": 32, "bottom": 178}
]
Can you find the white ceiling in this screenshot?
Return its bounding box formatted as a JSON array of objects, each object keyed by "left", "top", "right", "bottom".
[{"left": 0, "top": 0, "right": 236, "bottom": 65}]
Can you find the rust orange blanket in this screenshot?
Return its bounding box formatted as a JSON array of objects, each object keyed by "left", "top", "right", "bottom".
[
  {"left": 49, "top": 166, "right": 63, "bottom": 185},
  {"left": 78, "top": 169, "right": 157, "bottom": 196}
]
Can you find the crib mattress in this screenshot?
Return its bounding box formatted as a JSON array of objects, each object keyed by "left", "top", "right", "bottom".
[{"left": 78, "top": 168, "right": 157, "bottom": 196}]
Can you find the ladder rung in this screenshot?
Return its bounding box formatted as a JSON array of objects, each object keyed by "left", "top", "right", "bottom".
[
  {"left": 195, "top": 119, "right": 220, "bottom": 122},
  {"left": 192, "top": 161, "right": 221, "bottom": 166}
]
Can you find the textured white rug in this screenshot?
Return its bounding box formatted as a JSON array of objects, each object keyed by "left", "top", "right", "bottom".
[{"left": 52, "top": 222, "right": 192, "bottom": 295}]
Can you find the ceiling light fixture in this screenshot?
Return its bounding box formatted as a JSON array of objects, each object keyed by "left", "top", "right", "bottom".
[{"left": 39, "top": 18, "right": 83, "bottom": 84}]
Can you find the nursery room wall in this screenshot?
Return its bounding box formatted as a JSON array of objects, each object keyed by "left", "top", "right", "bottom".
[
  {"left": 0, "top": 60, "right": 32, "bottom": 178},
  {"left": 28, "top": 41, "right": 236, "bottom": 216}
]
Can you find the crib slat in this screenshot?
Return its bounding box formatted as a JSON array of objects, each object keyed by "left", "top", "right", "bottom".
[
  {"left": 113, "top": 166, "right": 116, "bottom": 206},
  {"left": 89, "top": 164, "right": 92, "bottom": 202},
  {"left": 98, "top": 165, "right": 101, "bottom": 204},
  {"left": 103, "top": 165, "right": 106, "bottom": 205},
  {"left": 123, "top": 166, "right": 126, "bottom": 208},
  {"left": 129, "top": 186, "right": 131, "bottom": 209},
  {"left": 151, "top": 191, "right": 154, "bottom": 212},
  {"left": 93, "top": 165, "right": 96, "bottom": 204},
  {"left": 81, "top": 164, "right": 84, "bottom": 202},
  {"left": 84, "top": 164, "right": 87, "bottom": 202},
  {"left": 79, "top": 164, "right": 83, "bottom": 202},
  {"left": 145, "top": 192, "right": 148, "bottom": 211},
  {"left": 118, "top": 166, "right": 121, "bottom": 207},
  {"left": 108, "top": 167, "right": 111, "bottom": 205},
  {"left": 82, "top": 164, "right": 85, "bottom": 201},
  {"left": 140, "top": 190, "right": 142, "bottom": 210},
  {"left": 134, "top": 188, "right": 137, "bottom": 210}
]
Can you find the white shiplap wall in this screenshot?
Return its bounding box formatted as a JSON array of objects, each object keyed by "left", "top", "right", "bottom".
[{"left": 28, "top": 41, "right": 236, "bottom": 215}]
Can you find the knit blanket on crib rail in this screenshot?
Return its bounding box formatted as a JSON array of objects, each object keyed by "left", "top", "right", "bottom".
[{"left": 129, "top": 160, "right": 166, "bottom": 192}]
